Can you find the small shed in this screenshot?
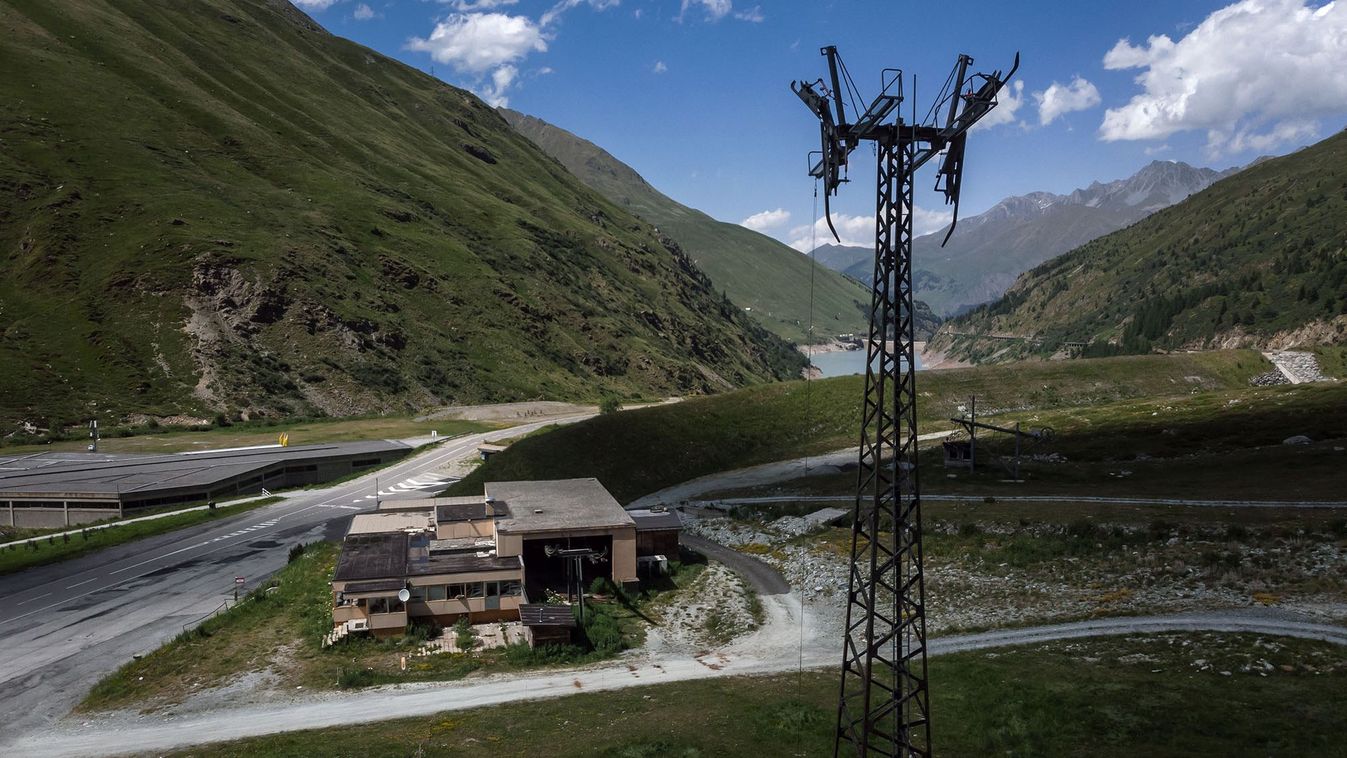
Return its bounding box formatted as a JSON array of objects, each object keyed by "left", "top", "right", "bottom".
[
  {"left": 477, "top": 443, "right": 507, "bottom": 461},
  {"left": 519, "top": 603, "right": 576, "bottom": 647},
  {"left": 628, "top": 507, "right": 682, "bottom": 557},
  {"left": 942, "top": 439, "right": 974, "bottom": 469}
]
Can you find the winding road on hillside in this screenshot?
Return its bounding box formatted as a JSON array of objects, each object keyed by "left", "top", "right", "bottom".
[{"left": 0, "top": 415, "right": 590, "bottom": 748}]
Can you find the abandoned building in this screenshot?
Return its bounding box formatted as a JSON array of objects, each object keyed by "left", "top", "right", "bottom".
[{"left": 329, "top": 478, "right": 681, "bottom": 644}]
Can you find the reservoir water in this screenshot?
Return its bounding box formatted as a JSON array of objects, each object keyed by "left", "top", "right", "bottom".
[{"left": 809, "top": 348, "right": 924, "bottom": 378}]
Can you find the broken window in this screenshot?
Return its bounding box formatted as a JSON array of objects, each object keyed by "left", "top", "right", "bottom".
[{"left": 468, "top": 582, "right": 484, "bottom": 598}]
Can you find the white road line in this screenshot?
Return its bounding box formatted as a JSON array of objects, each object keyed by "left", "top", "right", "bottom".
[
  {"left": 16, "top": 592, "right": 51, "bottom": 606},
  {"left": 66, "top": 578, "right": 98, "bottom": 589}
]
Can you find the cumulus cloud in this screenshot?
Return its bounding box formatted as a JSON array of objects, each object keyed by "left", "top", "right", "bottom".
[
  {"left": 1035, "top": 76, "right": 1101, "bottom": 125},
  {"left": 653, "top": 61, "right": 668, "bottom": 74},
  {"left": 786, "top": 208, "right": 953, "bottom": 251},
  {"left": 291, "top": 0, "right": 338, "bottom": 10},
  {"left": 1099, "top": 0, "right": 1347, "bottom": 153},
  {"left": 353, "top": 3, "right": 374, "bottom": 20},
  {"left": 973, "top": 79, "right": 1025, "bottom": 130},
  {"left": 407, "top": 13, "right": 546, "bottom": 73},
  {"left": 680, "top": 0, "right": 732, "bottom": 22},
  {"left": 740, "top": 208, "right": 790, "bottom": 232}
]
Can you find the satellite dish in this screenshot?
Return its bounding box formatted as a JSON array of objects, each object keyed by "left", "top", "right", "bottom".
[{"left": 397, "top": 588, "right": 411, "bottom": 603}]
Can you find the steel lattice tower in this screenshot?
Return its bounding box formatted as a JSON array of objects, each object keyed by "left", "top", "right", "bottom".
[{"left": 792, "top": 47, "right": 1018, "bottom": 757}]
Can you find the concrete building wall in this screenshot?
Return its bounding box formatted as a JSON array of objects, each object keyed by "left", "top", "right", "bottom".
[
  {"left": 636, "top": 530, "right": 680, "bottom": 558},
  {"left": 4, "top": 503, "right": 121, "bottom": 529},
  {"left": 437, "top": 520, "right": 494, "bottom": 540},
  {"left": 612, "top": 527, "right": 637, "bottom": 584}
]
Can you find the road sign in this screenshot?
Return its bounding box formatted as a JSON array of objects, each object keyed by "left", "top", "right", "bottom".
[{"left": 235, "top": 577, "right": 245, "bottom": 585}]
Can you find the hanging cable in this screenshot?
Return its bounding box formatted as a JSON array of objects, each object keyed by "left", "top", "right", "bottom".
[{"left": 798, "top": 177, "right": 821, "bottom": 684}]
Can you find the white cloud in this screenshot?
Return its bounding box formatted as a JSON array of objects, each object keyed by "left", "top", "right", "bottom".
[
  {"left": 1143, "top": 143, "right": 1171, "bottom": 156},
  {"left": 537, "top": 66, "right": 555, "bottom": 75},
  {"left": 541, "top": 0, "right": 621, "bottom": 26},
  {"left": 407, "top": 13, "right": 546, "bottom": 73},
  {"left": 653, "top": 61, "right": 668, "bottom": 74},
  {"left": 734, "top": 5, "right": 764, "bottom": 22},
  {"left": 481, "top": 64, "right": 519, "bottom": 107},
  {"left": 973, "top": 79, "right": 1025, "bottom": 130},
  {"left": 443, "top": 0, "right": 519, "bottom": 9},
  {"left": 1035, "top": 76, "right": 1101, "bottom": 125},
  {"left": 1099, "top": 0, "right": 1347, "bottom": 153},
  {"left": 785, "top": 208, "right": 953, "bottom": 252},
  {"left": 353, "top": 3, "right": 374, "bottom": 20},
  {"left": 680, "top": 0, "right": 732, "bottom": 22},
  {"left": 291, "top": 0, "right": 338, "bottom": 10},
  {"left": 740, "top": 208, "right": 790, "bottom": 232}
]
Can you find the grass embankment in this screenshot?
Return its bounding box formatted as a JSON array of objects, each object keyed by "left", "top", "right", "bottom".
[
  {"left": 0, "top": 496, "right": 281, "bottom": 576},
  {"left": 3, "top": 416, "right": 496, "bottom": 455},
  {"left": 166, "top": 633, "right": 1347, "bottom": 757},
  {"left": 82, "top": 543, "right": 705, "bottom": 711},
  {"left": 719, "top": 380, "right": 1347, "bottom": 502},
  {"left": 447, "top": 350, "right": 1270, "bottom": 502}
]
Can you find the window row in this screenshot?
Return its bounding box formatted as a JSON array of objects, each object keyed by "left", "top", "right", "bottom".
[{"left": 409, "top": 581, "right": 522, "bottom": 602}]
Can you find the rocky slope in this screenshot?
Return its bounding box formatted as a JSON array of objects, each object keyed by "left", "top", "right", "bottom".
[{"left": 0, "top": 0, "right": 804, "bottom": 430}]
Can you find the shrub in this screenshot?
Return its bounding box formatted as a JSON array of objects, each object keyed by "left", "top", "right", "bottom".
[
  {"left": 288, "top": 542, "right": 308, "bottom": 563},
  {"left": 598, "top": 396, "right": 622, "bottom": 415},
  {"left": 338, "top": 667, "right": 378, "bottom": 689}
]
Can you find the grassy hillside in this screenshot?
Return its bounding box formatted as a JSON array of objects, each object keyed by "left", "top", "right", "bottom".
[
  {"left": 0, "top": 0, "right": 803, "bottom": 430},
  {"left": 500, "top": 110, "right": 889, "bottom": 343},
  {"left": 448, "top": 350, "right": 1270, "bottom": 503},
  {"left": 939, "top": 129, "right": 1347, "bottom": 359}
]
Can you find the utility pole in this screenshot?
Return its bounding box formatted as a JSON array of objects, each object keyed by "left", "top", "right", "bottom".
[{"left": 792, "top": 46, "right": 1017, "bottom": 757}]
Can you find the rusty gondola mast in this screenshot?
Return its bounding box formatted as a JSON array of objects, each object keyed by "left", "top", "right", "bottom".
[{"left": 791, "top": 46, "right": 1018, "bottom": 757}]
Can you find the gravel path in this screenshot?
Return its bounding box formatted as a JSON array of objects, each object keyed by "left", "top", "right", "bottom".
[
  {"left": 695, "top": 494, "right": 1347, "bottom": 509},
  {"left": 627, "top": 434, "right": 948, "bottom": 508},
  {"left": 19, "top": 607, "right": 1344, "bottom": 758}
]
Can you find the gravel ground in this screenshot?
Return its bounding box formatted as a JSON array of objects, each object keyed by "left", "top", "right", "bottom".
[{"left": 685, "top": 511, "right": 1347, "bottom": 637}]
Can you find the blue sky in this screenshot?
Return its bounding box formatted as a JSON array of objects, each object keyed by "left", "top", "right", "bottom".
[{"left": 298, "top": 0, "right": 1347, "bottom": 249}]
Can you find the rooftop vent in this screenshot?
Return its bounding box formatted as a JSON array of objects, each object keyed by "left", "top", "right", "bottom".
[{"left": 533, "top": 508, "right": 544, "bottom": 514}]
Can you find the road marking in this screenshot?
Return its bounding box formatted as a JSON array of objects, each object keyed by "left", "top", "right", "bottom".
[
  {"left": 0, "top": 417, "right": 593, "bottom": 627},
  {"left": 66, "top": 578, "right": 98, "bottom": 589},
  {"left": 16, "top": 592, "right": 51, "bottom": 606}
]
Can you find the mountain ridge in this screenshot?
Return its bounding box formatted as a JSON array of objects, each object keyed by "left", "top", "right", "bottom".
[
  {"left": 934, "top": 128, "right": 1347, "bottom": 360},
  {"left": 815, "top": 160, "right": 1238, "bottom": 317}
]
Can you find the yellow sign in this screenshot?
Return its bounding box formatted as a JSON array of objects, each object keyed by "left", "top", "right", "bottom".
[{"left": 279, "top": 432, "right": 290, "bottom": 447}]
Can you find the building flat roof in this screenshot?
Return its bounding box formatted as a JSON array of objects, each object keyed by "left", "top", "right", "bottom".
[
  {"left": 489, "top": 478, "right": 633, "bottom": 535},
  {"left": 419, "top": 553, "right": 519, "bottom": 576},
  {"left": 347, "top": 510, "right": 435, "bottom": 535},
  {"left": 628, "top": 508, "right": 683, "bottom": 531},
  {"left": 0, "top": 441, "right": 410, "bottom": 500},
  {"left": 334, "top": 532, "right": 409, "bottom": 581}
]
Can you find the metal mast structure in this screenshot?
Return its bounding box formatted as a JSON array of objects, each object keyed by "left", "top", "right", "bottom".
[{"left": 792, "top": 47, "right": 1017, "bottom": 757}]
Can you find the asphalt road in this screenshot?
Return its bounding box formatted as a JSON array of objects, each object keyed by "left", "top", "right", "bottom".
[
  {"left": 0, "top": 416, "right": 587, "bottom": 746},
  {"left": 682, "top": 534, "right": 791, "bottom": 595}
]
